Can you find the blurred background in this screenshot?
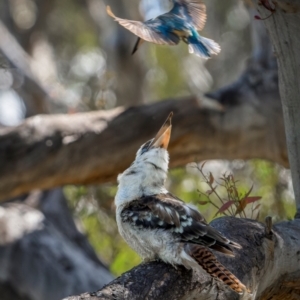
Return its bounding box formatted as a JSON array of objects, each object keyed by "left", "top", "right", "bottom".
[{"left": 0, "top": 0, "right": 295, "bottom": 299}]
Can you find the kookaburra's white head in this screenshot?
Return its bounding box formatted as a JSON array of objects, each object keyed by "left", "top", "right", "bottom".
[{"left": 115, "top": 113, "right": 173, "bottom": 207}]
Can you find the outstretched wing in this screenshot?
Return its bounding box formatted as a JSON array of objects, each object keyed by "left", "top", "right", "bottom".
[
  {"left": 170, "top": 0, "right": 207, "bottom": 31},
  {"left": 121, "top": 193, "right": 240, "bottom": 256},
  {"left": 106, "top": 6, "right": 180, "bottom": 45}
]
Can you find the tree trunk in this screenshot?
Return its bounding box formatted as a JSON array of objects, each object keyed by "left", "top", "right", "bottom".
[{"left": 252, "top": 0, "right": 300, "bottom": 216}]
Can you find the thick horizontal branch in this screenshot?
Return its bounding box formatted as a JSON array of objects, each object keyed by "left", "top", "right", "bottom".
[
  {"left": 64, "top": 217, "right": 300, "bottom": 300},
  {"left": 0, "top": 67, "right": 285, "bottom": 201}
]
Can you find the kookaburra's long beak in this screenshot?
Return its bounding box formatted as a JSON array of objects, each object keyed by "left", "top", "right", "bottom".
[{"left": 151, "top": 112, "right": 173, "bottom": 149}]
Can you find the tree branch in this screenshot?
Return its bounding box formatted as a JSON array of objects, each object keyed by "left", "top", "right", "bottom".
[
  {"left": 0, "top": 20, "right": 50, "bottom": 115},
  {"left": 63, "top": 217, "right": 300, "bottom": 300},
  {"left": 0, "top": 82, "right": 285, "bottom": 201}
]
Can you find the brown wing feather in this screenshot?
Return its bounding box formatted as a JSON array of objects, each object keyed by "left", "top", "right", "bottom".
[
  {"left": 123, "top": 194, "right": 240, "bottom": 254},
  {"left": 106, "top": 6, "right": 177, "bottom": 45},
  {"left": 147, "top": 195, "right": 182, "bottom": 227}
]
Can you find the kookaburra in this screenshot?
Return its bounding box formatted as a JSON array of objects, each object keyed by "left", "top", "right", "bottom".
[{"left": 115, "top": 113, "right": 248, "bottom": 294}]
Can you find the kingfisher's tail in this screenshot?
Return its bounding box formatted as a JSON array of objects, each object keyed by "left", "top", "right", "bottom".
[
  {"left": 186, "top": 35, "right": 221, "bottom": 59},
  {"left": 187, "top": 245, "right": 250, "bottom": 294}
]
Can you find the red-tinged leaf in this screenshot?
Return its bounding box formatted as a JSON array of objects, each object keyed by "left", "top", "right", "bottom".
[
  {"left": 209, "top": 172, "right": 214, "bottom": 185},
  {"left": 244, "top": 196, "right": 262, "bottom": 204},
  {"left": 198, "top": 201, "right": 209, "bottom": 205},
  {"left": 214, "top": 201, "right": 234, "bottom": 217},
  {"left": 235, "top": 199, "right": 247, "bottom": 215},
  {"left": 218, "top": 200, "right": 235, "bottom": 214}
]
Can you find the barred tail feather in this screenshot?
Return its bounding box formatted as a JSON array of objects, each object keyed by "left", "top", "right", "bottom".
[
  {"left": 187, "top": 35, "right": 221, "bottom": 59},
  {"left": 188, "top": 245, "right": 249, "bottom": 294}
]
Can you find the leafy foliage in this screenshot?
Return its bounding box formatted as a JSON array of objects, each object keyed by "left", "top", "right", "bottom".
[{"left": 194, "top": 162, "right": 261, "bottom": 219}]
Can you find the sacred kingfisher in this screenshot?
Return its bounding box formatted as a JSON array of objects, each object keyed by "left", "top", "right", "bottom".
[{"left": 106, "top": 0, "right": 220, "bottom": 58}]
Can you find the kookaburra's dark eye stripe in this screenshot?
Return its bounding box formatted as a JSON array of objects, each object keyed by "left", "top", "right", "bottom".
[
  {"left": 140, "top": 140, "right": 152, "bottom": 155},
  {"left": 146, "top": 162, "right": 165, "bottom": 172},
  {"left": 126, "top": 170, "right": 137, "bottom": 176}
]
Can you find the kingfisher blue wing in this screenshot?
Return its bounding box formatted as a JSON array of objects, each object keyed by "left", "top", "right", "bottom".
[
  {"left": 107, "top": 6, "right": 180, "bottom": 46},
  {"left": 106, "top": 3, "right": 220, "bottom": 59},
  {"left": 170, "top": 0, "right": 207, "bottom": 31}
]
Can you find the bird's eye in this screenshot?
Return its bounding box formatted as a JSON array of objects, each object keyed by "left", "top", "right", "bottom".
[{"left": 140, "top": 140, "right": 152, "bottom": 155}]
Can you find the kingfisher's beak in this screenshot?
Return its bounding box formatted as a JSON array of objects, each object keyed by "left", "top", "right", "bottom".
[{"left": 151, "top": 112, "right": 173, "bottom": 150}]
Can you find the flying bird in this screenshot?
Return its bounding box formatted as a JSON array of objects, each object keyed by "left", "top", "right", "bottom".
[
  {"left": 106, "top": 0, "right": 221, "bottom": 58},
  {"left": 115, "top": 112, "right": 249, "bottom": 294}
]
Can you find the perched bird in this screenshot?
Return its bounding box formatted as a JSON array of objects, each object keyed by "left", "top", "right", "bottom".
[
  {"left": 106, "top": 0, "right": 221, "bottom": 58},
  {"left": 115, "top": 112, "right": 249, "bottom": 294}
]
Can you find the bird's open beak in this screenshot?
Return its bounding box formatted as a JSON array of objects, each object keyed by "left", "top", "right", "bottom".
[{"left": 151, "top": 112, "right": 173, "bottom": 150}]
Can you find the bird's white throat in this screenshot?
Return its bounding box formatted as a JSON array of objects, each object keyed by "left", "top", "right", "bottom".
[{"left": 115, "top": 147, "right": 169, "bottom": 207}]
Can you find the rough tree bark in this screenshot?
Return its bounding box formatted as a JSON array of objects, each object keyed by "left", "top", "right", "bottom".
[
  {"left": 0, "top": 85, "right": 284, "bottom": 201},
  {"left": 64, "top": 217, "right": 300, "bottom": 300},
  {"left": 253, "top": 0, "right": 300, "bottom": 215}
]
